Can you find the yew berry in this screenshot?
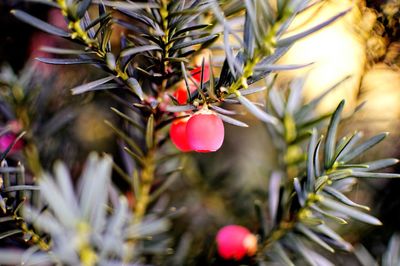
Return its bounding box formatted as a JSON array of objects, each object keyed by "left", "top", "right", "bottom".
[
  {"left": 172, "top": 65, "right": 210, "bottom": 104},
  {"left": 169, "top": 116, "right": 192, "bottom": 152},
  {"left": 0, "top": 121, "right": 24, "bottom": 155},
  {"left": 0, "top": 134, "right": 23, "bottom": 154},
  {"left": 173, "top": 83, "right": 197, "bottom": 105},
  {"left": 216, "top": 225, "right": 257, "bottom": 260},
  {"left": 190, "top": 65, "right": 210, "bottom": 83},
  {"left": 186, "top": 109, "right": 224, "bottom": 152},
  {"left": 8, "top": 120, "right": 23, "bottom": 134}
]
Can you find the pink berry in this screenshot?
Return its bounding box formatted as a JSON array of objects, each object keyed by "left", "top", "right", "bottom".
[
  {"left": 169, "top": 117, "right": 192, "bottom": 152},
  {"left": 0, "top": 134, "right": 23, "bottom": 154},
  {"left": 8, "top": 120, "right": 23, "bottom": 134},
  {"left": 186, "top": 109, "right": 224, "bottom": 152},
  {"left": 172, "top": 64, "right": 210, "bottom": 105},
  {"left": 190, "top": 65, "right": 210, "bottom": 83},
  {"left": 173, "top": 83, "right": 197, "bottom": 105},
  {"left": 216, "top": 225, "right": 257, "bottom": 260}
]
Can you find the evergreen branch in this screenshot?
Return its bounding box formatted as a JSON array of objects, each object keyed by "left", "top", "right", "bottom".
[{"left": 261, "top": 98, "right": 400, "bottom": 263}]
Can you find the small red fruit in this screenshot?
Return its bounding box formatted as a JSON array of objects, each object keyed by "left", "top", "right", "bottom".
[
  {"left": 8, "top": 120, "right": 23, "bottom": 134},
  {"left": 173, "top": 83, "right": 197, "bottom": 105},
  {"left": 186, "top": 109, "right": 224, "bottom": 152},
  {"left": 172, "top": 64, "right": 211, "bottom": 104},
  {"left": 216, "top": 225, "right": 258, "bottom": 260},
  {"left": 0, "top": 134, "right": 23, "bottom": 154},
  {"left": 169, "top": 117, "right": 192, "bottom": 152},
  {"left": 190, "top": 65, "right": 210, "bottom": 83}
]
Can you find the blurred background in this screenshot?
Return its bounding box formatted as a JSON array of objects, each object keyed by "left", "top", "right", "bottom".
[{"left": 0, "top": 0, "right": 399, "bottom": 265}]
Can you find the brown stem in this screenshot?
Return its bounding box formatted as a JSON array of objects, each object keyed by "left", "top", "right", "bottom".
[
  {"left": 134, "top": 150, "right": 156, "bottom": 223},
  {"left": 23, "top": 143, "right": 43, "bottom": 178}
]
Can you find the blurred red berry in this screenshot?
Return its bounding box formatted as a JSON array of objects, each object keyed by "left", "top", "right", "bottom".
[
  {"left": 169, "top": 117, "right": 192, "bottom": 152},
  {"left": 190, "top": 65, "right": 210, "bottom": 83},
  {"left": 28, "top": 9, "right": 67, "bottom": 77},
  {"left": 172, "top": 64, "right": 210, "bottom": 104},
  {"left": 173, "top": 83, "right": 197, "bottom": 105},
  {"left": 0, "top": 134, "right": 24, "bottom": 155},
  {"left": 216, "top": 225, "right": 257, "bottom": 260},
  {"left": 186, "top": 109, "right": 224, "bottom": 152},
  {"left": 47, "top": 9, "right": 67, "bottom": 30},
  {"left": 8, "top": 120, "right": 23, "bottom": 134}
]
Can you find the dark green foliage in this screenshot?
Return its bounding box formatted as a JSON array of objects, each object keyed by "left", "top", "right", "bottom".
[{"left": 255, "top": 80, "right": 400, "bottom": 265}]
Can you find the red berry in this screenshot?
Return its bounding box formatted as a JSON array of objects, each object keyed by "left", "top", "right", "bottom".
[
  {"left": 172, "top": 64, "right": 210, "bottom": 105},
  {"left": 169, "top": 117, "right": 192, "bottom": 152},
  {"left": 8, "top": 120, "right": 23, "bottom": 134},
  {"left": 186, "top": 109, "right": 224, "bottom": 152},
  {"left": 0, "top": 134, "right": 23, "bottom": 154},
  {"left": 173, "top": 83, "right": 197, "bottom": 105},
  {"left": 190, "top": 65, "right": 210, "bottom": 83},
  {"left": 216, "top": 225, "right": 257, "bottom": 260}
]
